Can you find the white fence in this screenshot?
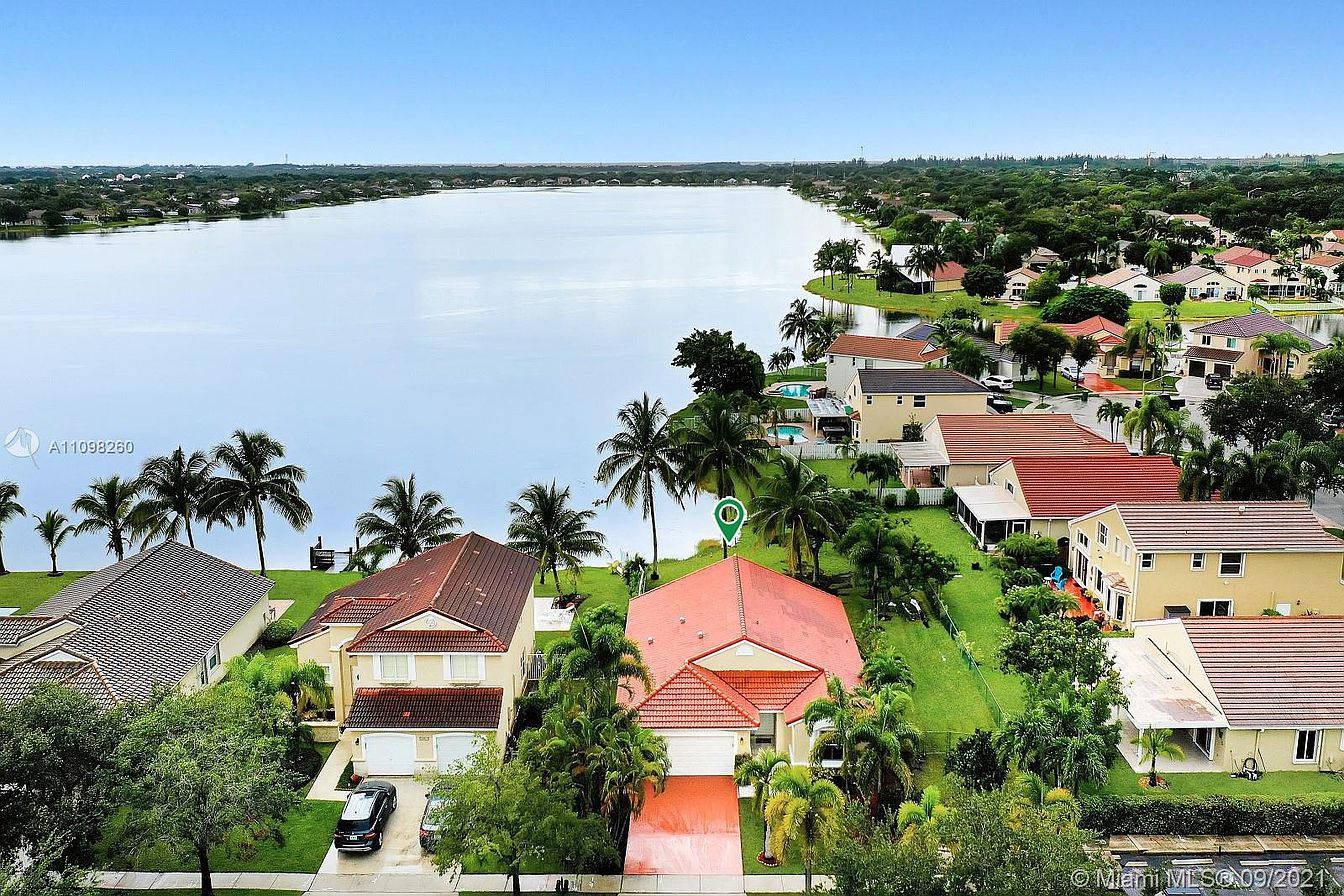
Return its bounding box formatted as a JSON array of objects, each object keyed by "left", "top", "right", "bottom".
[{"left": 776, "top": 441, "right": 904, "bottom": 460}]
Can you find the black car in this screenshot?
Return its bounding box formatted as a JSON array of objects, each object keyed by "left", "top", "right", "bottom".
[
  {"left": 987, "top": 395, "right": 1014, "bottom": 414},
  {"left": 419, "top": 790, "right": 448, "bottom": 850},
  {"left": 1204, "top": 372, "right": 1224, "bottom": 391},
  {"left": 334, "top": 780, "right": 398, "bottom": 852}
]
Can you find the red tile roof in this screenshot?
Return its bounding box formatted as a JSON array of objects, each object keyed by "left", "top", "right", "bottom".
[
  {"left": 636, "top": 666, "right": 760, "bottom": 728},
  {"left": 825, "top": 334, "right": 946, "bottom": 364},
  {"left": 345, "top": 686, "right": 503, "bottom": 729},
  {"left": 1214, "top": 247, "right": 1273, "bottom": 267},
  {"left": 997, "top": 315, "right": 1126, "bottom": 348},
  {"left": 931, "top": 414, "right": 1127, "bottom": 465},
  {"left": 933, "top": 261, "right": 966, "bottom": 282},
  {"left": 714, "top": 669, "right": 822, "bottom": 711},
  {"left": 1003, "top": 455, "right": 1182, "bottom": 518}
]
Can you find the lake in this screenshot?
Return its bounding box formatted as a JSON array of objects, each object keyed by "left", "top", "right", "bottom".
[{"left": 0, "top": 187, "right": 871, "bottom": 572}]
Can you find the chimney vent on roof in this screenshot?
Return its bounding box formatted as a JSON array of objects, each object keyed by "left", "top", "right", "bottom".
[
  {"left": 647, "top": 637, "right": 654, "bottom": 644},
  {"left": 697, "top": 630, "right": 704, "bottom": 639},
  {"left": 679, "top": 616, "right": 686, "bottom": 624}
]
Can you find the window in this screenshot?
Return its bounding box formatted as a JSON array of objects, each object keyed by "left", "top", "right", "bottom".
[
  {"left": 445, "top": 654, "right": 482, "bottom": 682},
  {"left": 1120, "top": 543, "right": 1131, "bottom": 562},
  {"left": 1193, "top": 728, "right": 1214, "bottom": 757},
  {"left": 1076, "top": 531, "right": 1089, "bottom": 549},
  {"left": 1226, "top": 337, "right": 1237, "bottom": 349},
  {"left": 1011, "top": 520, "right": 1028, "bottom": 534},
  {"left": 205, "top": 642, "right": 221, "bottom": 671},
  {"left": 913, "top": 394, "right": 926, "bottom": 408},
  {"left": 1295, "top": 729, "right": 1320, "bottom": 763},
  {"left": 1140, "top": 552, "right": 1154, "bottom": 570},
  {"left": 1219, "top": 552, "right": 1244, "bottom": 576},
  {"left": 865, "top": 395, "right": 873, "bottom": 405},
  {"left": 1097, "top": 523, "right": 1109, "bottom": 547},
  {"left": 1005, "top": 481, "right": 1015, "bottom": 494},
  {"left": 321, "top": 664, "right": 333, "bottom": 683},
  {"left": 895, "top": 394, "right": 904, "bottom": 405},
  {"left": 1201, "top": 334, "right": 1212, "bottom": 346},
  {"left": 377, "top": 654, "right": 411, "bottom": 682},
  {"left": 1198, "top": 598, "right": 1232, "bottom": 617},
  {"left": 1191, "top": 552, "right": 1205, "bottom": 571}
]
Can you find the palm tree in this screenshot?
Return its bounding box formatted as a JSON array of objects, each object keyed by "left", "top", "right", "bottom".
[
  {"left": 849, "top": 454, "right": 900, "bottom": 503},
  {"left": 735, "top": 750, "right": 792, "bottom": 864},
  {"left": 1143, "top": 240, "right": 1172, "bottom": 275},
  {"left": 673, "top": 395, "right": 770, "bottom": 557},
  {"left": 767, "top": 348, "right": 796, "bottom": 375},
  {"left": 342, "top": 542, "right": 392, "bottom": 576},
  {"left": 944, "top": 334, "right": 989, "bottom": 379},
  {"left": 906, "top": 241, "right": 948, "bottom": 294},
  {"left": 71, "top": 475, "right": 141, "bottom": 562},
  {"left": 33, "top": 510, "right": 75, "bottom": 576},
  {"left": 354, "top": 474, "right": 461, "bottom": 561},
  {"left": 779, "top": 299, "right": 821, "bottom": 354},
  {"left": 896, "top": 786, "right": 949, "bottom": 841},
  {"left": 802, "top": 675, "right": 869, "bottom": 774},
  {"left": 0, "top": 482, "right": 25, "bottom": 575},
  {"left": 597, "top": 720, "right": 669, "bottom": 845},
  {"left": 1096, "top": 399, "right": 1128, "bottom": 442},
  {"left": 541, "top": 605, "right": 651, "bottom": 704},
  {"left": 861, "top": 649, "right": 915, "bottom": 692},
  {"left": 840, "top": 515, "right": 901, "bottom": 609},
  {"left": 1133, "top": 726, "right": 1185, "bottom": 788},
  {"left": 1178, "top": 436, "right": 1228, "bottom": 501},
  {"left": 1223, "top": 447, "right": 1293, "bottom": 500},
  {"left": 596, "top": 394, "right": 684, "bottom": 577},
  {"left": 134, "top": 448, "right": 213, "bottom": 549},
  {"left": 1265, "top": 431, "right": 1338, "bottom": 504},
  {"left": 764, "top": 766, "right": 844, "bottom": 892},
  {"left": 203, "top": 430, "right": 313, "bottom": 575},
  {"left": 749, "top": 455, "right": 840, "bottom": 582},
  {"left": 1115, "top": 319, "right": 1167, "bottom": 392},
  {"left": 507, "top": 480, "right": 606, "bottom": 594},
  {"left": 1123, "top": 395, "right": 1177, "bottom": 455},
  {"left": 1253, "top": 331, "right": 1312, "bottom": 377},
  {"left": 804, "top": 314, "right": 847, "bottom": 362},
  {"left": 849, "top": 686, "right": 920, "bottom": 812},
  {"left": 226, "top": 652, "right": 333, "bottom": 719}
]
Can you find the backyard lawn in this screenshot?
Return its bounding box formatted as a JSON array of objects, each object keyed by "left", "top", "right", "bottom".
[
  {"left": 0, "top": 570, "right": 87, "bottom": 613},
  {"left": 804, "top": 277, "right": 1038, "bottom": 322},
  {"left": 802, "top": 458, "right": 875, "bottom": 490},
  {"left": 1130, "top": 299, "right": 1252, "bottom": 321},
  {"left": 1095, "top": 757, "right": 1344, "bottom": 797},
  {"left": 739, "top": 799, "right": 804, "bottom": 874}
]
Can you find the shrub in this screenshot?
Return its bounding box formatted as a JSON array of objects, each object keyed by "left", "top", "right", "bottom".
[
  {"left": 259, "top": 617, "right": 299, "bottom": 649},
  {"left": 947, "top": 729, "right": 1008, "bottom": 791},
  {"left": 995, "top": 533, "right": 1060, "bottom": 572},
  {"left": 904, "top": 487, "right": 920, "bottom": 508},
  {"left": 1001, "top": 567, "right": 1045, "bottom": 594},
  {"left": 1080, "top": 794, "right": 1344, "bottom": 836},
  {"left": 882, "top": 493, "right": 902, "bottom": 512},
  {"left": 941, "top": 486, "right": 956, "bottom": 508}
]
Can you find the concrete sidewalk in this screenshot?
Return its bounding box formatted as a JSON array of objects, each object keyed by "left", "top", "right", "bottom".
[
  {"left": 1109, "top": 833, "right": 1344, "bottom": 854},
  {"left": 307, "top": 739, "right": 354, "bottom": 802}
]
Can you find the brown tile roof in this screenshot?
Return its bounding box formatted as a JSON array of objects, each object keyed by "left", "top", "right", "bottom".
[
  {"left": 1004, "top": 455, "right": 1183, "bottom": 518},
  {"left": 347, "top": 631, "right": 506, "bottom": 653},
  {"left": 0, "top": 616, "right": 58, "bottom": 646},
  {"left": 1159, "top": 264, "right": 1224, "bottom": 285},
  {"left": 1089, "top": 268, "right": 1157, "bottom": 288},
  {"left": 825, "top": 334, "right": 946, "bottom": 364},
  {"left": 345, "top": 687, "right": 503, "bottom": 729},
  {"left": 1181, "top": 617, "right": 1344, "bottom": 727},
  {"left": 932, "top": 414, "right": 1127, "bottom": 465},
  {"left": 1110, "top": 501, "right": 1344, "bottom": 553},
  {"left": 1302, "top": 253, "right": 1344, "bottom": 269},
  {"left": 0, "top": 639, "right": 116, "bottom": 707},
  {"left": 1183, "top": 345, "right": 1244, "bottom": 363},
  {"left": 856, "top": 368, "right": 987, "bottom": 395},
  {"left": 1191, "top": 312, "right": 1324, "bottom": 350}
]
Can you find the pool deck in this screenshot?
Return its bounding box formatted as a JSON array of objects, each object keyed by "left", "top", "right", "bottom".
[{"left": 767, "top": 419, "right": 820, "bottom": 446}]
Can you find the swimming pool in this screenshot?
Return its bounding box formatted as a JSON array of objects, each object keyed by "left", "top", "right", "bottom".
[
  {"left": 776, "top": 383, "right": 811, "bottom": 397},
  {"left": 769, "top": 424, "right": 809, "bottom": 443}
]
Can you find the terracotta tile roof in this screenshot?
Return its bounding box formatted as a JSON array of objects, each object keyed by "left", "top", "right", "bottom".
[
  {"left": 932, "top": 261, "right": 965, "bottom": 281},
  {"left": 931, "top": 414, "right": 1126, "bottom": 465},
  {"left": 1303, "top": 253, "right": 1344, "bottom": 269},
  {"left": 825, "top": 334, "right": 946, "bottom": 364},
  {"left": 714, "top": 669, "right": 822, "bottom": 711},
  {"left": 1213, "top": 246, "right": 1272, "bottom": 266},
  {"left": 1183, "top": 345, "right": 1244, "bottom": 363},
  {"left": 1005, "top": 266, "right": 1040, "bottom": 281},
  {"left": 1004, "top": 455, "right": 1182, "bottom": 518},
  {"left": 855, "top": 368, "right": 987, "bottom": 395},
  {"left": 1169, "top": 213, "right": 1211, "bottom": 224},
  {"left": 635, "top": 665, "right": 760, "bottom": 729},
  {"left": 345, "top": 686, "right": 503, "bottom": 729},
  {"left": 1108, "top": 501, "right": 1344, "bottom": 553},
  {"left": 1180, "top": 617, "right": 1344, "bottom": 728},
  {"left": 1190, "top": 312, "right": 1324, "bottom": 350},
  {"left": 997, "top": 315, "right": 1126, "bottom": 347}
]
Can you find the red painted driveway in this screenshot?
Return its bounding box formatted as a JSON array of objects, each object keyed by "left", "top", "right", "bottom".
[
  {"left": 623, "top": 776, "right": 742, "bottom": 875},
  {"left": 1081, "top": 373, "right": 1135, "bottom": 394}
]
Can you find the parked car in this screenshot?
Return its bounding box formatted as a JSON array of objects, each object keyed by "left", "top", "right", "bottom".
[
  {"left": 1204, "top": 373, "right": 1224, "bottom": 391},
  {"left": 987, "top": 396, "right": 1015, "bottom": 414},
  {"left": 334, "top": 780, "right": 398, "bottom": 852},
  {"left": 983, "top": 374, "right": 1014, "bottom": 392},
  {"left": 1324, "top": 408, "right": 1344, "bottom": 430},
  {"left": 419, "top": 789, "right": 448, "bottom": 851}
]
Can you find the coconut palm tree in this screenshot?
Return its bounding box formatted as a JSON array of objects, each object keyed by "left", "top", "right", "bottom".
[
  {"left": 779, "top": 299, "right": 821, "bottom": 354},
  {"left": 1123, "top": 395, "right": 1177, "bottom": 455},
  {"left": 1178, "top": 436, "right": 1228, "bottom": 501},
  {"left": 735, "top": 750, "right": 792, "bottom": 864},
  {"left": 0, "top": 482, "right": 25, "bottom": 575},
  {"left": 226, "top": 652, "right": 333, "bottom": 719},
  {"left": 355, "top": 474, "right": 461, "bottom": 561},
  {"left": 203, "top": 430, "right": 312, "bottom": 575},
  {"left": 1143, "top": 240, "right": 1172, "bottom": 275},
  {"left": 598, "top": 720, "right": 669, "bottom": 845},
  {"left": 342, "top": 542, "right": 393, "bottom": 577},
  {"left": 1265, "top": 431, "right": 1339, "bottom": 504},
  {"left": 1134, "top": 726, "right": 1185, "bottom": 788},
  {"left": 849, "top": 454, "right": 900, "bottom": 503},
  {"left": 840, "top": 515, "right": 903, "bottom": 610},
  {"left": 134, "top": 448, "right": 213, "bottom": 549},
  {"left": 895, "top": 786, "right": 949, "bottom": 841},
  {"left": 33, "top": 510, "right": 75, "bottom": 576},
  {"left": 1096, "top": 399, "right": 1128, "bottom": 442},
  {"left": 1115, "top": 319, "right": 1167, "bottom": 392},
  {"left": 71, "top": 475, "right": 141, "bottom": 562},
  {"left": 673, "top": 395, "right": 770, "bottom": 557},
  {"left": 1253, "top": 331, "right": 1312, "bottom": 377},
  {"left": 804, "top": 314, "right": 847, "bottom": 363},
  {"left": 906, "top": 241, "right": 948, "bottom": 294},
  {"left": 749, "top": 455, "right": 840, "bottom": 581},
  {"left": 507, "top": 480, "right": 606, "bottom": 594},
  {"left": 767, "top": 348, "right": 796, "bottom": 375},
  {"left": 541, "top": 604, "right": 651, "bottom": 704},
  {"left": 596, "top": 394, "right": 684, "bottom": 577},
  {"left": 849, "top": 687, "right": 920, "bottom": 812},
  {"left": 764, "top": 766, "right": 844, "bottom": 892}
]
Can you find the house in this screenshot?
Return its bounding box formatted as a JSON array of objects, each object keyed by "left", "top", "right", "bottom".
[
  {"left": 291, "top": 532, "right": 539, "bottom": 776},
  {"left": 1302, "top": 253, "right": 1344, "bottom": 292},
  {"left": 823, "top": 333, "right": 946, "bottom": 396},
  {"left": 1067, "top": 501, "right": 1344, "bottom": 627},
  {"left": 952, "top": 455, "right": 1182, "bottom": 549},
  {"left": 1157, "top": 265, "right": 1244, "bottom": 300},
  {"left": 888, "top": 246, "right": 966, "bottom": 292},
  {"left": 1213, "top": 247, "right": 1307, "bottom": 297},
  {"left": 845, "top": 369, "right": 988, "bottom": 442},
  {"left": 1087, "top": 268, "right": 1163, "bottom": 303},
  {"left": 1181, "top": 312, "right": 1325, "bottom": 379},
  {"left": 1318, "top": 229, "right": 1344, "bottom": 243},
  {"left": 0, "top": 542, "right": 273, "bottom": 705},
  {"left": 1024, "top": 247, "right": 1061, "bottom": 271},
  {"left": 994, "top": 315, "right": 1131, "bottom": 376},
  {"left": 917, "top": 208, "right": 962, "bottom": 223},
  {"left": 623, "top": 556, "right": 862, "bottom": 774},
  {"left": 1109, "top": 616, "right": 1344, "bottom": 774},
  {"left": 999, "top": 267, "right": 1039, "bottom": 300},
  {"left": 902, "top": 413, "right": 1127, "bottom": 488}
]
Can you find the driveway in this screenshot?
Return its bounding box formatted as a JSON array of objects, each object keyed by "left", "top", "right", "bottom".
[
  {"left": 624, "top": 776, "right": 742, "bottom": 875},
  {"left": 317, "top": 776, "right": 436, "bottom": 875}
]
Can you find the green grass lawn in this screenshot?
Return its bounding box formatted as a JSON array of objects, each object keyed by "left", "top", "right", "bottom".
[
  {"left": 0, "top": 570, "right": 87, "bottom": 613},
  {"left": 802, "top": 458, "right": 874, "bottom": 490},
  {"left": 739, "top": 799, "right": 804, "bottom": 874},
  {"left": 1105, "top": 374, "right": 1179, "bottom": 392},
  {"left": 804, "top": 276, "right": 1038, "bottom": 322},
  {"left": 1095, "top": 756, "right": 1344, "bottom": 797},
  {"left": 766, "top": 364, "right": 825, "bottom": 384},
  {"left": 1130, "top": 299, "right": 1252, "bottom": 321},
  {"left": 259, "top": 570, "right": 361, "bottom": 657}
]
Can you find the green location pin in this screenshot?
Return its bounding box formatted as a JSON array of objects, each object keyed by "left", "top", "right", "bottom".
[{"left": 714, "top": 497, "right": 747, "bottom": 545}]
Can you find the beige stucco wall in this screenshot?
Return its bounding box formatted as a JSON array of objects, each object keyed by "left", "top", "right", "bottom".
[
  {"left": 177, "top": 594, "right": 270, "bottom": 691},
  {"left": 847, "top": 380, "right": 986, "bottom": 443},
  {"left": 697, "top": 640, "right": 812, "bottom": 672}
]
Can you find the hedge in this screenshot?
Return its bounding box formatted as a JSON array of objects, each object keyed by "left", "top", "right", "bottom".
[{"left": 1081, "top": 793, "right": 1344, "bottom": 835}]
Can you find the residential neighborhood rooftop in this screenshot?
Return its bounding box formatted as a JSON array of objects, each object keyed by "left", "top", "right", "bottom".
[
  {"left": 825, "top": 333, "right": 946, "bottom": 363},
  {"left": 1189, "top": 311, "right": 1324, "bottom": 349},
  {"left": 1094, "top": 501, "right": 1344, "bottom": 553},
  {"left": 930, "top": 413, "right": 1127, "bottom": 464},
  {"left": 1000, "top": 455, "right": 1183, "bottom": 518},
  {"left": 855, "top": 368, "right": 987, "bottom": 394}
]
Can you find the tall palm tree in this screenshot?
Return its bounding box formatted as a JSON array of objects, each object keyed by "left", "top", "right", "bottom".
[
  {"left": 33, "top": 510, "right": 75, "bottom": 576},
  {"left": 0, "top": 482, "right": 25, "bottom": 575},
  {"left": 541, "top": 605, "right": 651, "bottom": 704},
  {"left": 839, "top": 515, "right": 901, "bottom": 608},
  {"left": 767, "top": 348, "right": 796, "bottom": 375},
  {"left": 1265, "top": 431, "right": 1338, "bottom": 504},
  {"left": 1096, "top": 399, "right": 1128, "bottom": 442},
  {"left": 1178, "top": 436, "right": 1228, "bottom": 501},
  {"left": 673, "top": 395, "right": 770, "bottom": 558},
  {"left": 804, "top": 315, "right": 847, "bottom": 363},
  {"left": 203, "top": 430, "right": 312, "bottom": 575},
  {"left": 1253, "top": 331, "right": 1312, "bottom": 377},
  {"left": 1134, "top": 726, "right": 1185, "bottom": 788},
  {"left": 906, "top": 241, "right": 948, "bottom": 294},
  {"left": 355, "top": 474, "right": 461, "bottom": 561},
  {"left": 507, "top": 480, "right": 606, "bottom": 594},
  {"left": 1115, "top": 319, "right": 1166, "bottom": 393},
  {"left": 1143, "top": 240, "right": 1172, "bottom": 275},
  {"left": 849, "top": 454, "right": 900, "bottom": 503},
  {"left": 735, "top": 750, "right": 792, "bottom": 863},
  {"left": 71, "top": 475, "right": 141, "bottom": 562},
  {"left": 596, "top": 394, "right": 684, "bottom": 577},
  {"left": 135, "top": 447, "right": 213, "bottom": 549},
  {"left": 765, "top": 766, "right": 844, "bottom": 892},
  {"left": 598, "top": 720, "right": 669, "bottom": 845},
  {"left": 749, "top": 455, "right": 840, "bottom": 582},
  {"left": 779, "top": 298, "right": 821, "bottom": 354},
  {"left": 1123, "top": 395, "right": 1177, "bottom": 455},
  {"left": 849, "top": 686, "right": 920, "bottom": 813}
]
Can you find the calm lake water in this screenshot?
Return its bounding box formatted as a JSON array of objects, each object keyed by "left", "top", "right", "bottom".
[{"left": 0, "top": 187, "right": 871, "bottom": 572}]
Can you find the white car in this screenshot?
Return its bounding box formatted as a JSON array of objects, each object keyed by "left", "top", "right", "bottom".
[{"left": 982, "top": 375, "right": 1014, "bottom": 392}]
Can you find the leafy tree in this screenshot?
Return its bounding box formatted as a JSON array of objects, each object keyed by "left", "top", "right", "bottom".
[
  {"left": 840, "top": 515, "right": 902, "bottom": 609},
  {"left": 961, "top": 264, "right": 1007, "bottom": 299},
  {"left": 673, "top": 394, "right": 770, "bottom": 555},
  {"left": 1307, "top": 347, "right": 1344, "bottom": 410},
  {"left": 0, "top": 842, "right": 95, "bottom": 896},
  {"left": 134, "top": 448, "right": 213, "bottom": 549},
  {"left": 596, "top": 394, "right": 684, "bottom": 576},
  {"left": 71, "top": 476, "right": 140, "bottom": 562},
  {"left": 1133, "top": 726, "right": 1185, "bottom": 788},
  {"left": 0, "top": 482, "right": 25, "bottom": 575},
  {"left": 541, "top": 605, "right": 651, "bottom": 704},
  {"left": 1000, "top": 617, "right": 1114, "bottom": 688},
  {"left": 750, "top": 454, "right": 841, "bottom": 581},
  {"left": 1070, "top": 333, "right": 1098, "bottom": 375},
  {"left": 995, "top": 532, "right": 1059, "bottom": 571},
  {"left": 997, "top": 585, "right": 1076, "bottom": 626},
  {"left": 429, "top": 742, "right": 617, "bottom": 896},
  {"left": 204, "top": 430, "right": 312, "bottom": 575},
  {"left": 1204, "top": 373, "right": 1325, "bottom": 450},
  {"left": 1021, "top": 269, "right": 1062, "bottom": 307},
  {"left": 1007, "top": 323, "right": 1071, "bottom": 390},
  {"left": 944, "top": 334, "right": 989, "bottom": 379},
  {"left": 1158, "top": 281, "right": 1187, "bottom": 308},
  {"left": 507, "top": 481, "right": 605, "bottom": 593},
  {"left": 355, "top": 474, "right": 461, "bottom": 561},
  {"left": 41, "top": 209, "right": 65, "bottom": 230},
  {"left": 947, "top": 729, "right": 1008, "bottom": 791},
  {"left": 672, "top": 328, "right": 766, "bottom": 397},
  {"left": 765, "top": 766, "right": 844, "bottom": 892},
  {"left": 1042, "top": 285, "right": 1131, "bottom": 324},
  {"left": 826, "top": 805, "right": 943, "bottom": 896},
  {"left": 735, "top": 750, "right": 792, "bottom": 863},
  {"left": 32, "top": 510, "right": 75, "bottom": 576}
]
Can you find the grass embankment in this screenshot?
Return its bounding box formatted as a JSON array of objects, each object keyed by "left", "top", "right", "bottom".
[
  {"left": 0, "top": 570, "right": 87, "bottom": 613},
  {"left": 804, "top": 277, "right": 1037, "bottom": 322},
  {"left": 1131, "top": 299, "right": 1253, "bottom": 321},
  {"left": 1013, "top": 378, "right": 1086, "bottom": 397}
]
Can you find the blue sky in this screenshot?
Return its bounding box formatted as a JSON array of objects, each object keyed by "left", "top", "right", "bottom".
[{"left": 4, "top": 0, "right": 1342, "bottom": 165}]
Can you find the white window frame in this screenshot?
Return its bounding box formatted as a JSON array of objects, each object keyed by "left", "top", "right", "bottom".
[
  {"left": 1198, "top": 598, "right": 1233, "bottom": 617},
  {"left": 1191, "top": 552, "right": 1205, "bottom": 571},
  {"left": 1219, "top": 552, "right": 1245, "bottom": 577},
  {"left": 1076, "top": 531, "right": 1089, "bottom": 549},
  {"left": 376, "top": 653, "right": 414, "bottom": 683},
  {"left": 913, "top": 394, "right": 927, "bottom": 408},
  {"left": 1295, "top": 729, "right": 1320, "bottom": 763},
  {"left": 443, "top": 653, "right": 485, "bottom": 683},
  {"left": 321, "top": 663, "right": 334, "bottom": 684},
  {"left": 1098, "top": 523, "right": 1109, "bottom": 547},
  {"left": 1139, "top": 552, "right": 1154, "bottom": 570}
]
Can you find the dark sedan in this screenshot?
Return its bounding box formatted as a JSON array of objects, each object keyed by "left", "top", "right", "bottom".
[{"left": 334, "top": 780, "right": 398, "bottom": 852}]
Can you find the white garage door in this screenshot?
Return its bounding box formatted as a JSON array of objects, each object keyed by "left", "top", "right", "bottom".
[
  {"left": 663, "top": 731, "right": 737, "bottom": 775},
  {"left": 362, "top": 733, "right": 416, "bottom": 775},
  {"left": 434, "top": 733, "right": 482, "bottom": 771}
]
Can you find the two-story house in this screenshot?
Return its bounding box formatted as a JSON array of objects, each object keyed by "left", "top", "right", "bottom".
[
  {"left": 1181, "top": 311, "right": 1325, "bottom": 379},
  {"left": 845, "top": 368, "right": 987, "bottom": 442},
  {"left": 1067, "top": 501, "right": 1344, "bottom": 627},
  {"left": 823, "top": 333, "right": 946, "bottom": 397},
  {"left": 291, "top": 532, "right": 539, "bottom": 776},
  {"left": 1213, "top": 247, "right": 1307, "bottom": 297}
]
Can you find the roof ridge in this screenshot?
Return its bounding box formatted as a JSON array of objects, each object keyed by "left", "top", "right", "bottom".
[
  {"left": 733, "top": 556, "right": 746, "bottom": 636},
  {"left": 686, "top": 664, "right": 760, "bottom": 725}
]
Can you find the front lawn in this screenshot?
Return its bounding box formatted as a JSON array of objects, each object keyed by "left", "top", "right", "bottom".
[
  {"left": 1105, "top": 375, "right": 1178, "bottom": 392},
  {"left": 804, "top": 277, "right": 1038, "bottom": 322},
  {"left": 1014, "top": 377, "right": 1085, "bottom": 397},
  {"left": 1095, "top": 757, "right": 1344, "bottom": 797},
  {"left": 0, "top": 570, "right": 87, "bottom": 613},
  {"left": 739, "top": 799, "right": 804, "bottom": 874},
  {"left": 1130, "top": 299, "right": 1252, "bottom": 321}
]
